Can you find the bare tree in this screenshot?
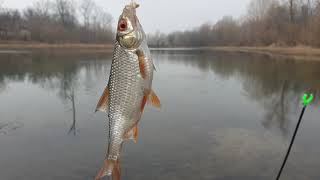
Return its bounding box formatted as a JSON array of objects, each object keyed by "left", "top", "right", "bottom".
[
  {"left": 3, "top": 0, "right": 320, "bottom": 47},
  {"left": 289, "top": 0, "right": 295, "bottom": 22},
  {"left": 247, "top": 0, "right": 276, "bottom": 21},
  {"left": 33, "top": 0, "right": 52, "bottom": 17},
  {"left": 54, "top": 0, "right": 77, "bottom": 28},
  {"left": 0, "top": 0, "right": 113, "bottom": 43},
  {"left": 213, "top": 16, "right": 240, "bottom": 45},
  {"left": 80, "top": 0, "right": 96, "bottom": 27},
  {"left": 198, "top": 23, "right": 211, "bottom": 45}
]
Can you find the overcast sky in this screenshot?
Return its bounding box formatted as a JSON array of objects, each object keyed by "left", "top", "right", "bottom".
[{"left": 2, "top": 0, "right": 252, "bottom": 33}]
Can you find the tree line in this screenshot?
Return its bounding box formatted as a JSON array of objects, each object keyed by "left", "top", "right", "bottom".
[
  {"left": 0, "top": 0, "right": 113, "bottom": 43},
  {"left": 148, "top": 0, "right": 320, "bottom": 47}
]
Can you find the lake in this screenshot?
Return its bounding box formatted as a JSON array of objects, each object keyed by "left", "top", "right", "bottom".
[{"left": 0, "top": 49, "right": 320, "bottom": 180}]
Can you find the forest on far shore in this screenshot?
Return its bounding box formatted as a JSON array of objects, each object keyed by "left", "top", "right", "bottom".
[
  {"left": 0, "top": 0, "right": 113, "bottom": 43},
  {"left": 1, "top": 0, "right": 320, "bottom": 48},
  {"left": 148, "top": 0, "right": 320, "bottom": 48}
]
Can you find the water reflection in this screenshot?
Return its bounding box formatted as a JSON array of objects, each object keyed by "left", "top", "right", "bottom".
[
  {"left": 1, "top": 51, "right": 320, "bottom": 136},
  {"left": 67, "top": 88, "right": 77, "bottom": 136},
  {"left": 0, "top": 52, "right": 111, "bottom": 136},
  {"left": 0, "top": 52, "right": 110, "bottom": 89},
  {"left": 0, "top": 121, "right": 24, "bottom": 134},
  {"left": 1, "top": 50, "right": 320, "bottom": 179},
  {"left": 153, "top": 50, "right": 320, "bottom": 135},
  {"left": 260, "top": 80, "right": 291, "bottom": 135}
]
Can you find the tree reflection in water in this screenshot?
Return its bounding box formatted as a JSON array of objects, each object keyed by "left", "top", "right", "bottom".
[
  {"left": 153, "top": 50, "right": 320, "bottom": 135},
  {"left": 0, "top": 52, "right": 111, "bottom": 136}
]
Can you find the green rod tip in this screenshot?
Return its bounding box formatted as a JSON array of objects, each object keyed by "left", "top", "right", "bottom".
[{"left": 302, "top": 93, "right": 314, "bottom": 106}]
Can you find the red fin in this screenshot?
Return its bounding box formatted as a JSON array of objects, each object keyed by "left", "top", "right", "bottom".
[
  {"left": 112, "top": 159, "right": 121, "bottom": 180},
  {"left": 141, "top": 94, "right": 148, "bottom": 112},
  {"left": 149, "top": 90, "right": 161, "bottom": 108},
  {"left": 124, "top": 128, "right": 133, "bottom": 140},
  {"left": 95, "top": 159, "right": 115, "bottom": 180},
  {"left": 133, "top": 125, "right": 138, "bottom": 143},
  {"left": 95, "top": 86, "right": 109, "bottom": 113},
  {"left": 124, "top": 128, "right": 134, "bottom": 141},
  {"left": 136, "top": 50, "right": 146, "bottom": 79},
  {"left": 124, "top": 124, "right": 139, "bottom": 143}
]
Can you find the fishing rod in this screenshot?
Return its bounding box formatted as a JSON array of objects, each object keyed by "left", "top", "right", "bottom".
[{"left": 275, "top": 93, "right": 314, "bottom": 180}]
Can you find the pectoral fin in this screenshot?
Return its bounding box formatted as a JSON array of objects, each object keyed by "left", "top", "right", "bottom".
[
  {"left": 95, "top": 86, "right": 109, "bottom": 113},
  {"left": 136, "top": 50, "right": 146, "bottom": 79},
  {"left": 149, "top": 90, "right": 161, "bottom": 108}
]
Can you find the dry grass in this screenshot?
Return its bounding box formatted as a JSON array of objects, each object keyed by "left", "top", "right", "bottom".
[
  {"left": 1, "top": 43, "right": 320, "bottom": 60},
  {"left": 209, "top": 46, "right": 320, "bottom": 60},
  {"left": 0, "top": 42, "right": 114, "bottom": 50}
]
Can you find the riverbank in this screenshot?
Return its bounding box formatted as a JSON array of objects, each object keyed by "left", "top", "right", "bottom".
[
  {"left": 1, "top": 43, "right": 320, "bottom": 60},
  {"left": 0, "top": 42, "right": 114, "bottom": 53},
  {"left": 209, "top": 46, "right": 320, "bottom": 60}
]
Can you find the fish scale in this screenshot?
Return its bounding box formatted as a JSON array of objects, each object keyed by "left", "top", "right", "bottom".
[
  {"left": 107, "top": 42, "right": 144, "bottom": 159},
  {"left": 95, "top": 3, "right": 161, "bottom": 180}
]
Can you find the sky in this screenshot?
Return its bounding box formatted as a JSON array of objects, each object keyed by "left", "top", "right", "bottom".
[{"left": 1, "top": 0, "right": 252, "bottom": 33}]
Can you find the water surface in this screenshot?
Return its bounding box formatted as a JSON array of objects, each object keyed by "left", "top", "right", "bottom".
[{"left": 1, "top": 50, "right": 320, "bottom": 180}]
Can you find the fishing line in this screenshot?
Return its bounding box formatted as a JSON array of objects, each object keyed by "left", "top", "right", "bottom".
[{"left": 275, "top": 93, "right": 313, "bottom": 180}]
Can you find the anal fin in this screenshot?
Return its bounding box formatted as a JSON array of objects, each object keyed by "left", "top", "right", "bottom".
[
  {"left": 149, "top": 90, "right": 161, "bottom": 108},
  {"left": 124, "top": 124, "right": 139, "bottom": 143}
]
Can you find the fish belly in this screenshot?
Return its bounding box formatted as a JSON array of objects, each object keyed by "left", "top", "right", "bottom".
[{"left": 107, "top": 42, "right": 144, "bottom": 159}]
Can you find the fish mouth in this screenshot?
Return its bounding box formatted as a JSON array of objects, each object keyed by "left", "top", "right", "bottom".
[
  {"left": 117, "top": 17, "right": 135, "bottom": 37},
  {"left": 117, "top": 2, "right": 140, "bottom": 36},
  {"left": 116, "top": 1, "right": 144, "bottom": 49}
]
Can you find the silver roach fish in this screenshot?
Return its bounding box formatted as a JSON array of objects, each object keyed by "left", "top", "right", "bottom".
[{"left": 95, "top": 2, "right": 161, "bottom": 180}]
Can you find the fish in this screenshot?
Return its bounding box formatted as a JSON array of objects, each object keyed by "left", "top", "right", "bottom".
[{"left": 94, "top": 2, "right": 161, "bottom": 180}]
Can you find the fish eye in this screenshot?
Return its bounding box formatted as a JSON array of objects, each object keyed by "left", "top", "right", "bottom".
[{"left": 118, "top": 19, "right": 127, "bottom": 31}]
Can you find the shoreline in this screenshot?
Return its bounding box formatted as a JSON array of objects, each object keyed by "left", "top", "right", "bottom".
[
  {"left": 151, "top": 46, "right": 320, "bottom": 60},
  {"left": 208, "top": 46, "right": 320, "bottom": 60},
  {"left": 0, "top": 43, "right": 114, "bottom": 50},
  {"left": 0, "top": 43, "right": 320, "bottom": 60}
]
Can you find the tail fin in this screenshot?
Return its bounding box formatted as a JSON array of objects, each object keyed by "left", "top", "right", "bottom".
[{"left": 95, "top": 159, "right": 121, "bottom": 180}]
